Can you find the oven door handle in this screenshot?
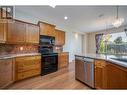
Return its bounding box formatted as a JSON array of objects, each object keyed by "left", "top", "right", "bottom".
[{"left": 42, "top": 54, "right": 57, "bottom": 57}]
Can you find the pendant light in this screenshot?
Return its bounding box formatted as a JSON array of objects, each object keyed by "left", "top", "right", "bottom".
[{"left": 112, "top": 6, "right": 124, "bottom": 28}]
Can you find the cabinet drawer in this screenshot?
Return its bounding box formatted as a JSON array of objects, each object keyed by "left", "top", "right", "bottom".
[
  {"left": 16, "top": 56, "right": 36, "bottom": 62},
  {"left": 16, "top": 69, "right": 40, "bottom": 81},
  {"left": 16, "top": 59, "right": 40, "bottom": 67},
  {"left": 17, "top": 62, "right": 40, "bottom": 72},
  {"left": 15, "top": 56, "right": 41, "bottom": 67},
  {"left": 95, "top": 60, "right": 106, "bottom": 67}
]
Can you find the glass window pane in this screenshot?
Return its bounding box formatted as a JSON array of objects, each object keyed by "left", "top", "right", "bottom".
[{"left": 97, "top": 31, "right": 127, "bottom": 55}]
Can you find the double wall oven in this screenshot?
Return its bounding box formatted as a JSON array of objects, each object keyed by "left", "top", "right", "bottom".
[{"left": 39, "top": 35, "right": 58, "bottom": 75}]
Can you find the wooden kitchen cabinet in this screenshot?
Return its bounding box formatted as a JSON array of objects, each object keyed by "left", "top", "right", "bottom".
[
  {"left": 0, "top": 19, "right": 39, "bottom": 44},
  {"left": 7, "top": 20, "right": 26, "bottom": 43},
  {"left": 26, "top": 24, "right": 39, "bottom": 44},
  {"left": 95, "top": 60, "right": 127, "bottom": 89},
  {"left": 15, "top": 56, "right": 41, "bottom": 81},
  {"left": 0, "top": 58, "right": 14, "bottom": 88},
  {"left": 55, "top": 29, "right": 65, "bottom": 46},
  {"left": 39, "top": 22, "right": 55, "bottom": 36},
  {"left": 94, "top": 60, "right": 107, "bottom": 89},
  {"left": 106, "top": 62, "right": 127, "bottom": 89},
  {"left": 0, "top": 20, "right": 7, "bottom": 43},
  {"left": 58, "top": 52, "right": 69, "bottom": 69}
]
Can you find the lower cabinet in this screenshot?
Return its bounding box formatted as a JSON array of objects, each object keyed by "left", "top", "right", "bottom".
[
  {"left": 58, "top": 52, "right": 69, "bottom": 69},
  {"left": 15, "top": 56, "right": 41, "bottom": 81},
  {"left": 95, "top": 60, "right": 127, "bottom": 89},
  {"left": 0, "top": 58, "right": 14, "bottom": 88},
  {"left": 94, "top": 60, "right": 107, "bottom": 89},
  {"left": 106, "top": 63, "right": 127, "bottom": 89}
]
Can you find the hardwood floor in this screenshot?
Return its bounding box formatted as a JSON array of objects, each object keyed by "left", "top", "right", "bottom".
[{"left": 7, "top": 62, "right": 91, "bottom": 89}]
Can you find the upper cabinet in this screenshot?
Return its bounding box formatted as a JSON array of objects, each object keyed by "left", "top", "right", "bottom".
[
  {"left": 7, "top": 20, "right": 26, "bottom": 43},
  {"left": 0, "top": 20, "right": 7, "bottom": 43},
  {"left": 39, "top": 22, "right": 55, "bottom": 37},
  {"left": 55, "top": 29, "right": 65, "bottom": 46},
  {"left": 26, "top": 24, "right": 39, "bottom": 44},
  {"left": 0, "top": 19, "right": 39, "bottom": 44}
]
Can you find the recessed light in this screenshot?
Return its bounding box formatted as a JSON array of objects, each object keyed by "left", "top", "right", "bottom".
[{"left": 64, "top": 16, "right": 68, "bottom": 20}]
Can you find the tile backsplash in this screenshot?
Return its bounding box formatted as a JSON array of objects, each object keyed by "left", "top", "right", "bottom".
[{"left": 0, "top": 44, "right": 38, "bottom": 55}]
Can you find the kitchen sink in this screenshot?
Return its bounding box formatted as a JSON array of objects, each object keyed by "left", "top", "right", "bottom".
[{"left": 110, "top": 58, "right": 127, "bottom": 62}]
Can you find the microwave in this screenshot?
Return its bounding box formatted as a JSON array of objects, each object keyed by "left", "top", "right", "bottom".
[{"left": 39, "top": 35, "right": 55, "bottom": 46}]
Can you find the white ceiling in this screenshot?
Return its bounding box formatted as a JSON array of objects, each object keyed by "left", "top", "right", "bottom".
[{"left": 15, "top": 6, "right": 127, "bottom": 33}]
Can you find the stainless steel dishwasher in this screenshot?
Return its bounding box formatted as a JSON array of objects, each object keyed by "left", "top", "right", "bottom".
[{"left": 75, "top": 56, "right": 94, "bottom": 88}]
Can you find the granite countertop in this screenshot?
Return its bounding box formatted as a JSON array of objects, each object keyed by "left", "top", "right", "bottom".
[
  {"left": 0, "top": 53, "right": 41, "bottom": 60},
  {"left": 75, "top": 53, "right": 127, "bottom": 68}
]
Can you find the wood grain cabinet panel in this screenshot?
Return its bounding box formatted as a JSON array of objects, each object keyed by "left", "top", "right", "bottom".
[
  {"left": 0, "top": 58, "right": 14, "bottom": 88},
  {"left": 7, "top": 20, "right": 26, "bottom": 43},
  {"left": 94, "top": 60, "right": 107, "bottom": 89},
  {"left": 15, "top": 56, "right": 41, "bottom": 81},
  {"left": 58, "top": 52, "right": 69, "bottom": 69},
  {"left": 0, "top": 20, "right": 7, "bottom": 43},
  {"left": 55, "top": 29, "right": 65, "bottom": 46},
  {"left": 106, "top": 63, "right": 127, "bottom": 89},
  {"left": 39, "top": 22, "right": 55, "bottom": 36},
  {"left": 0, "top": 19, "right": 39, "bottom": 44},
  {"left": 26, "top": 24, "right": 39, "bottom": 44},
  {"left": 95, "top": 60, "right": 127, "bottom": 89},
  {"left": 17, "top": 69, "right": 40, "bottom": 81}
]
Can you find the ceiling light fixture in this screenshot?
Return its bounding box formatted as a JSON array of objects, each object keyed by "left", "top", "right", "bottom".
[
  {"left": 64, "top": 16, "right": 68, "bottom": 20},
  {"left": 49, "top": 5, "right": 56, "bottom": 8},
  {"left": 112, "top": 6, "right": 124, "bottom": 28}
]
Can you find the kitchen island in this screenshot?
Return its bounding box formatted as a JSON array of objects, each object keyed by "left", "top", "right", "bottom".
[
  {"left": 75, "top": 53, "right": 127, "bottom": 68},
  {"left": 75, "top": 54, "right": 127, "bottom": 89}
]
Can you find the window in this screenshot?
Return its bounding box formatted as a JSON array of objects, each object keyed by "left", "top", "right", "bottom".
[{"left": 96, "top": 32, "right": 127, "bottom": 55}]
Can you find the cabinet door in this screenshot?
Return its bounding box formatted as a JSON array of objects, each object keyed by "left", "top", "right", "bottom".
[
  {"left": 55, "top": 30, "right": 59, "bottom": 45},
  {"left": 55, "top": 30, "right": 65, "bottom": 46},
  {"left": 0, "top": 20, "right": 7, "bottom": 43},
  {"left": 39, "top": 22, "right": 55, "bottom": 36},
  {"left": 106, "top": 63, "right": 127, "bottom": 89},
  {"left": 47, "top": 25, "right": 55, "bottom": 36},
  {"left": 95, "top": 66, "right": 103, "bottom": 88},
  {"left": 60, "top": 31, "right": 65, "bottom": 45},
  {"left": 7, "top": 20, "right": 26, "bottom": 43},
  {"left": 26, "top": 24, "right": 39, "bottom": 44},
  {"left": 94, "top": 60, "right": 107, "bottom": 89},
  {"left": 0, "top": 59, "right": 14, "bottom": 88},
  {"left": 58, "top": 52, "right": 69, "bottom": 69}
]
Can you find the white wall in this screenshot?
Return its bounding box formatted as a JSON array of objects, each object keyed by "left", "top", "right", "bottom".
[
  {"left": 15, "top": 10, "right": 83, "bottom": 62},
  {"left": 63, "top": 31, "right": 83, "bottom": 61}
]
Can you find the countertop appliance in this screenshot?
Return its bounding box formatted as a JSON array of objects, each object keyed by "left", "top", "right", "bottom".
[
  {"left": 39, "top": 35, "right": 58, "bottom": 75},
  {"left": 75, "top": 56, "right": 94, "bottom": 88}
]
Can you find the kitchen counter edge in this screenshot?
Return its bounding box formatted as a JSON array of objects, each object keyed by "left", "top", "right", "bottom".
[{"left": 75, "top": 54, "right": 127, "bottom": 68}]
